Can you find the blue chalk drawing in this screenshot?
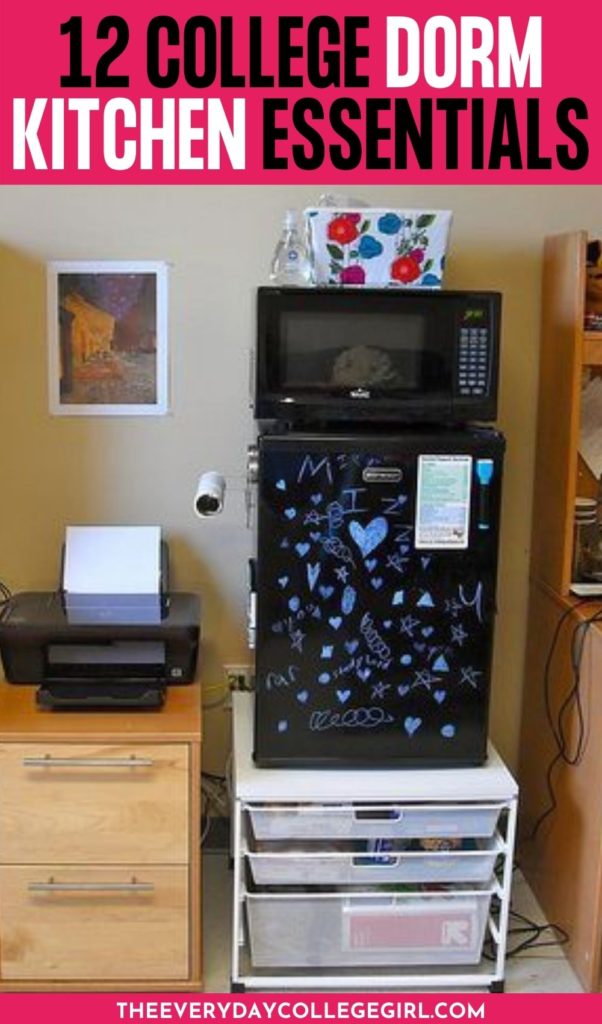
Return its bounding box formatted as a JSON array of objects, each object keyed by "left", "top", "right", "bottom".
[
  {"left": 422, "top": 626, "right": 434, "bottom": 638},
  {"left": 311, "top": 606, "right": 322, "bottom": 620},
  {"left": 434, "top": 690, "right": 447, "bottom": 704},
  {"left": 321, "top": 645, "right": 334, "bottom": 659},
  {"left": 278, "top": 576, "right": 289, "bottom": 589},
  {"left": 358, "top": 667, "right": 372, "bottom": 682},
  {"left": 414, "top": 642, "right": 427, "bottom": 653},
  {"left": 371, "top": 681, "right": 390, "bottom": 700},
  {"left": 284, "top": 508, "right": 297, "bottom": 520},
  {"left": 451, "top": 623, "right": 468, "bottom": 646},
  {"left": 276, "top": 479, "right": 286, "bottom": 491},
  {"left": 441, "top": 724, "right": 456, "bottom": 738},
  {"left": 381, "top": 494, "right": 408, "bottom": 516},
  {"left": 336, "top": 689, "right": 351, "bottom": 704},
  {"left": 460, "top": 666, "right": 481, "bottom": 689},
  {"left": 297, "top": 455, "right": 333, "bottom": 485},
  {"left": 272, "top": 622, "right": 284, "bottom": 634},
  {"left": 307, "top": 563, "right": 321, "bottom": 592},
  {"left": 329, "top": 616, "right": 343, "bottom": 630},
  {"left": 383, "top": 619, "right": 392, "bottom": 630},
  {"left": 349, "top": 516, "right": 389, "bottom": 557},
  {"left": 290, "top": 628, "right": 306, "bottom": 653},
  {"left": 421, "top": 556, "right": 432, "bottom": 570},
  {"left": 433, "top": 654, "right": 450, "bottom": 673},
  {"left": 310, "top": 493, "right": 323, "bottom": 505},
  {"left": 417, "top": 591, "right": 435, "bottom": 608},
  {"left": 393, "top": 590, "right": 405, "bottom": 606},
  {"left": 341, "top": 586, "right": 356, "bottom": 615},
  {"left": 296, "top": 690, "right": 309, "bottom": 704},
  {"left": 404, "top": 716, "right": 422, "bottom": 737},
  {"left": 288, "top": 596, "right": 300, "bottom": 613},
  {"left": 310, "top": 531, "right": 321, "bottom": 542},
  {"left": 280, "top": 539, "right": 290, "bottom": 549},
  {"left": 398, "top": 683, "right": 410, "bottom": 696},
  {"left": 459, "top": 582, "right": 484, "bottom": 623},
  {"left": 400, "top": 654, "right": 413, "bottom": 666},
  {"left": 319, "top": 585, "right": 334, "bottom": 600},
  {"left": 371, "top": 577, "right": 383, "bottom": 590},
  {"left": 277, "top": 720, "right": 288, "bottom": 733},
  {"left": 318, "top": 672, "right": 331, "bottom": 684},
  {"left": 295, "top": 542, "right": 310, "bottom": 557},
  {"left": 345, "top": 640, "right": 359, "bottom": 655},
  {"left": 365, "top": 558, "right": 377, "bottom": 573},
  {"left": 335, "top": 566, "right": 349, "bottom": 583},
  {"left": 400, "top": 615, "right": 420, "bottom": 638}
]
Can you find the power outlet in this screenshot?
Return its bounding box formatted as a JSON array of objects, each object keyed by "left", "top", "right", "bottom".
[{"left": 225, "top": 664, "right": 254, "bottom": 692}]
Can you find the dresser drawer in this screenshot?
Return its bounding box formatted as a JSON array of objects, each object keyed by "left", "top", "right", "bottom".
[
  {"left": 0, "top": 743, "right": 189, "bottom": 864},
  {"left": 0, "top": 865, "right": 189, "bottom": 981}
]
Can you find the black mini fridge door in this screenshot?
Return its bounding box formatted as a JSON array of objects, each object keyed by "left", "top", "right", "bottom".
[{"left": 254, "top": 429, "right": 505, "bottom": 767}]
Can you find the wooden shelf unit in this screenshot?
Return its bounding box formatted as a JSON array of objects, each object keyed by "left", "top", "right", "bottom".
[
  {"left": 0, "top": 681, "right": 203, "bottom": 991},
  {"left": 518, "top": 231, "right": 602, "bottom": 992}
]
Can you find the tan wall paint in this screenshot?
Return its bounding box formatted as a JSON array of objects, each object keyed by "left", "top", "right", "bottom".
[{"left": 0, "top": 185, "right": 599, "bottom": 773}]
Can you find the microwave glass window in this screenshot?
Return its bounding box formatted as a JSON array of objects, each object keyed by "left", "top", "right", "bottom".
[{"left": 279, "top": 311, "right": 452, "bottom": 393}]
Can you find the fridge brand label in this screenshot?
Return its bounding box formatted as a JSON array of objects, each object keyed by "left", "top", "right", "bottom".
[
  {"left": 362, "top": 467, "right": 403, "bottom": 484},
  {"left": 415, "top": 456, "right": 472, "bottom": 549}
]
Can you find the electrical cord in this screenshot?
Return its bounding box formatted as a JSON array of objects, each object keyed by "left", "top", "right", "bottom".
[
  {"left": 529, "top": 598, "right": 602, "bottom": 839},
  {"left": 482, "top": 908, "right": 568, "bottom": 961},
  {"left": 0, "top": 579, "right": 12, "bottom": 620}
]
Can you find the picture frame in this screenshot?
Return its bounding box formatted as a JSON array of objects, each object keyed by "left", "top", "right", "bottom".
[{"left": 47, "top": 260, "right": 169, "bottom": 416}]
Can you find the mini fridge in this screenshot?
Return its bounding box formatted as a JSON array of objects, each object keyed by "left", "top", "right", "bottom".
[{"left": 253, "top": 427, "right": 504, "bottom": 768}]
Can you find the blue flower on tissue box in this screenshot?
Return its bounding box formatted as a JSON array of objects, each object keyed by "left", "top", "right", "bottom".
[{"left": 305, "top": 208, "right": 452, "bottom": 288}]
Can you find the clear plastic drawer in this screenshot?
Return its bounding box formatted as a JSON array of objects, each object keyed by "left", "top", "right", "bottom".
[
  {"left": 246, "top": 888, "right": 492, "bottom": 968},
  {"left": 247, "top": 803, "right": 501, "bottom": 841}
]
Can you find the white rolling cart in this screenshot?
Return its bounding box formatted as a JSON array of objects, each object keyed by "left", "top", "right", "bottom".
[{"left": 231, "top": 693, "right": 517, "bottom": 992}]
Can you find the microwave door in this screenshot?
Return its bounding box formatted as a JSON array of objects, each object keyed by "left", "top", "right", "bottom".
[{"left": 254, "top": 430, "right": 504, "bottom": 767}]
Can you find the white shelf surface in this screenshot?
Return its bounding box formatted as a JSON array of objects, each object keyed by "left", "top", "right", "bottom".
[{"left": 232, "top": 693, "right": 517, "bottom": 803}]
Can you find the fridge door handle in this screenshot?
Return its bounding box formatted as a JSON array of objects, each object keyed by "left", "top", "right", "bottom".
[{"left": 353, "top": 807, "right": 403, "bottom": 822}]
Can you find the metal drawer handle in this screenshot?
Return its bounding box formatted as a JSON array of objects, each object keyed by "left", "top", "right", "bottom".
[
  {"left": 22, "top": 755, "right": 154, "bottom": 768},
  {"left": 28, "top": 876, "right": 154, "bottom": 894}
]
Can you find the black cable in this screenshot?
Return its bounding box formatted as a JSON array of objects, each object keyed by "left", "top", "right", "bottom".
[
  {"left": 529, "top": 600, "right": 602, "bottom": 839},
  {"left": 482, "top": 908, "right": 569, "bottom": 960}
]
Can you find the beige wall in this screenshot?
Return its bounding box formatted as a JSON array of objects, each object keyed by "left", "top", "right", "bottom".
[{"left": 0, "top": 185, "right": 599, "bottom": 773}]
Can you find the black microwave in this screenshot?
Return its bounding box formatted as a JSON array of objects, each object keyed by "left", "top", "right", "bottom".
[{"left": 255, "top": 287, "right": 501, "bottom": 425}]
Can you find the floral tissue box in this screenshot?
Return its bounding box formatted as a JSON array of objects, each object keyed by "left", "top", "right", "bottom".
[{"left": 305, "top": 208, "right": 452, "bottom": 288}]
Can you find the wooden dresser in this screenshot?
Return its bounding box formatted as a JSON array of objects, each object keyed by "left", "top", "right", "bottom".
[{"left": 0, "top": 681, "right": 202, "bottom": 990}]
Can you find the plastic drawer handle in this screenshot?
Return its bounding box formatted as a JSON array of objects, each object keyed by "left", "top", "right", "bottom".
[
  {"left": 353, "top": 808, "right": 403, "bottom": 822},
  {"left": 22, "top": 755, "right": 154, "bottom": 768},
  {"left": 351, "top": 856, "right": 400, "bottom": 868}
]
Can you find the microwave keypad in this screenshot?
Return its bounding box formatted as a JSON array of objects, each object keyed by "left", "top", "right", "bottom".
[{"left": 458, "top": 328, "right": 489, "bottom": 396}]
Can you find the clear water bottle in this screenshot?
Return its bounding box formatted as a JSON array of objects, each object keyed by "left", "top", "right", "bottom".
[{"left": 269, "top": 209, "right": 311, "bottom": 286}]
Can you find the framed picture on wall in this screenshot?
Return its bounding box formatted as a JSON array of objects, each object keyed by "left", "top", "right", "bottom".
[{"left": 47, "top": 260, "right": 169, "bottom": 415}]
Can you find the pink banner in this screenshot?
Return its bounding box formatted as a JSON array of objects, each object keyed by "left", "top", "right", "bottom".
[
  {"left": 0, "top": 995, "right": 600, "bottom": 1024},
  {"left": 0, "top": 1, "right": 601, "bottom": 183}
]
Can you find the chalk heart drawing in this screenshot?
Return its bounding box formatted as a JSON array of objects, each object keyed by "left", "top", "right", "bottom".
[
  {"left": 288, "top": 596, "right": 301, "bottom": 613},
  {"left": 398, "top": 684, "right": 410, "bottom": 697},
  {"left": 276, "top": 479, "right": 286, "bottom": 491},
  {"left": 336, "top": 689, "right": 351, "bottom": 704},
  {"left": 349, "top": 517, "right": 389, "bottom": 558},
  {"left": 310, "top": 531, "right": 321, "bottom": 542},
  {"left": 329, "top": 616, "right": 343, "bottom": 631},
  {"left": 345, "top": 640, "right": 359, "bottom": 655},
  {"left": 358, "top": 667, "right": 372, "bottom": 682},
  {"left": 422, "top": 626, "right": 434, "bottom": 638},
  {"left": 278, "top": 576, "right": 289, "bottom": 589},
  {"left": 365, "top": 558, "right": 377, "bottom": 573},
  {"left": 296, "top": 690, "right": 309, "bottom": 704},
  {"left": 295, "top": 542, "right": 310, "bottom": 557},
  {"left": 371, "top": 577, "right": 384, "bottom": 590},
  {"left": 404, "top": 716, "right": 422, "bottom": 737},
  {"left": 277, "top": 720, "right": 288, "bottom": 733},
  {"left": 307, "top": 563, "right": 321, "bottom": 591},
  {"left": 310, "top": 493, "right": 323, "bottom": 506},
  {"left": 383, "top": 620, "right": 392, "bottom": 630},
  {"left": 400, "top": 654, "right": 412, "bottom": 666},
  {"left": 441, "top": 724, "right": 456, "bottom": 738},
  {"left": 318, "top": 672, "right": 331, "bottom": 684},
  {"left": 319, "top": 585, "right": 334, "bottom": 600},
  {"left": 284, "top": 508, "right": 297, "bottom": 520},
  {"left": 434, "top": 690, "right": 447, "bottom": 704}
]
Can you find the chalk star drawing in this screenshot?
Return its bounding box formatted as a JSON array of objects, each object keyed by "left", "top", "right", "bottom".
[
  {"left": 400, "top": 615, "right": 421, "bottom": 638},
  {"left": 460, "top": 666, "right": 482, "bottom": 689},
  {"left": 386, "top": 553, "right": 410, "bottom": 575},
  {"left": 451, "top": 623, "right": 469, "bottom": 646},
  {"left": 445, "top": 598, "right": 464, "bottom": 619},
  {"left": 370, "top": 681, "right": 391, "bottom": 700},
  {"left": 335, "top": 566, "right": 350, "bottom": 583},
  {"left": 412, "top": 669, "right": 441, "bottom": 692},
  {"left": 290, "top": 628, "right": 307, "bottom": 654}
]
